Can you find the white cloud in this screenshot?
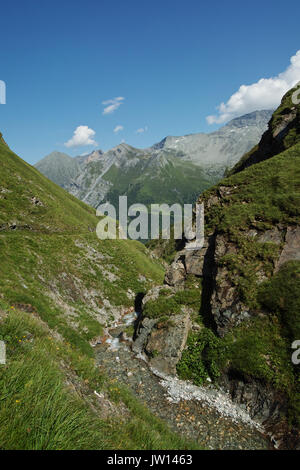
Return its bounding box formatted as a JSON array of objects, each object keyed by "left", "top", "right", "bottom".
[
  {"left": 113, "top": 125, "right": 124, "bottom": 133},
  {"left": 207, "top": 50, "right": 300, "bottom": 124},
  {"left": 102, "top": 97, "right": 124, "bottom": 115},
  {"left": 136, "top": 126, "right": 148, "bottom": 134},
  {"left": 64, "top": 126, "right": 97, "bottom": 148}
]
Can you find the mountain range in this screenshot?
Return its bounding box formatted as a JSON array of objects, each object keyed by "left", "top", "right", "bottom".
[{"left": 35, "top": 110, "right": 273, "bottom": 208}]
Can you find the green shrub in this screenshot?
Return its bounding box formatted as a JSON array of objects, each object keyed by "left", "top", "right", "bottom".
[
  {"left": 258, "top": 261, "right": 300, "bottom": 340},
  {"left": 177, "top": 328, "right": 223, "bottom": 385}
]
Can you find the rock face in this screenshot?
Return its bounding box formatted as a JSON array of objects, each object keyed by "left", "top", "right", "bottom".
[
  {"left": 144, "top": 313, "right": 191, "bottom": 375},
  {"left": 220, "top": 372, "right": 285, "bottom": 423},
  {"left": 276, "top": 226, "right": 300, "bottom": 270},
  {"left": 133, "top": 287, "right": 191, "bottom": 375},
  {"left": 164, "top": 190, "right": 300, "bottom": 336},
  {"left": 164, "top": 256, "right": 186, "bottom": 286}
]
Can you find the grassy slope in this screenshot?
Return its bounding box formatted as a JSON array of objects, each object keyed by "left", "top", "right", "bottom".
[
  {"left": 0, "top": 139, "right": 97, "bottom": 232},
  {"left": 0, "top": 138, "right": 164, "bottom": 354},
  {"left": 0, "top": 307, "right": 198, "bottom": 450},
  {"left": 103, "top": 155, "right": 213, "bottom": 208},
  {"left": 0, "top": 140, "right": 197, "bottom": 449}
]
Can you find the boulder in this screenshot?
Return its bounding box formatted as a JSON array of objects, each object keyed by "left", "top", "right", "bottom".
[
  {"left": 276, "top": 226, "right": 300, "bottom": 271},
  {"left": 145, "top": 312, "right": 191, "bottom": 375},
  {"left": 164, "top": 257, "right": 186, "bottom": 286}
]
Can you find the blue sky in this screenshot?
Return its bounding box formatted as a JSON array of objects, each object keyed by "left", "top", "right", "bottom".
[{"left": 0, "top": 0, "right": 299, "bottom": 164}]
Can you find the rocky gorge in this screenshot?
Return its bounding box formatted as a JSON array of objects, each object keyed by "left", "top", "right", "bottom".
[{"left": 130, "top": 87, "right": 300, "bottom": 449}]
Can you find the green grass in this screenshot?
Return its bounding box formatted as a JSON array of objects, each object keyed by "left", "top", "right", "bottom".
[
  {"left": 103, "top": 155, "right": 213, "bottom": 208},
  {"left": 0, "top": 231, "right": 164, "bottom": 356},
  {"left": 0, "top": 136, "right": 194, "bottom": 449},
  {"left": 204, "top": 142, "right": 300, "bottom": 234},
  {"left": 0, "top": 138, "right": 96, "bottom": 232},
  {"left": 258, "top": 261, "right": 300, "bottom": 341},
  {"left": 0, "top": 307, "right": 200, "bottom": 450},
  {"left": 143, "top": 286, "right": 201, "bottom": 320},
  {"left": 0, "top": 135, "right": 164, "bottom": 354},
  {"left": 178, "top": 314, "right": 294, "bottom": 391}
]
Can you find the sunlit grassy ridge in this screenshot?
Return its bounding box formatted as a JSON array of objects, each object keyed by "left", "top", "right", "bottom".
[{"left": 0, "top": 139, "right": 97, "bottom": 232}]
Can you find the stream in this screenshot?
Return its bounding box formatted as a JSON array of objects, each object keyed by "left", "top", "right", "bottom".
[{"left": 95, "top": 309, "right": 270, "bottom": 450}]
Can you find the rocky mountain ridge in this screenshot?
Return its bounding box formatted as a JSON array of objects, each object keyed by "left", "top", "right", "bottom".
[{"left": 35, "top": 110, "right": 272, "bottom": 209}]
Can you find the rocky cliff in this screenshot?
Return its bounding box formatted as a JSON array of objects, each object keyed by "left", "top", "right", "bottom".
[{"left": 136, "top": 88, "right": 300, "bottom": 448}]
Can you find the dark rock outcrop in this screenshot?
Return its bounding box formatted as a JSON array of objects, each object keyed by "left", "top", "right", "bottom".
[
  {"left": 231, "top": 86, "right": 300, "bottom": 174},
  {"left": 133, "top": 286, "right": 192, "bottom": 375}
]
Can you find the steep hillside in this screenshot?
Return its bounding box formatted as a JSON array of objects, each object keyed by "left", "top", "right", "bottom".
[
  {"left": 0, "top": 136, "right": 167, "bottom": 353},
  {"left": 35, "top": 110, "right": 271, "bottom": 210},
  {"left": 0, "top": 137, "right": 200, "bottom": 449},
  {"left": 138, "top": 91, "right": 300, "bottom": 448}
]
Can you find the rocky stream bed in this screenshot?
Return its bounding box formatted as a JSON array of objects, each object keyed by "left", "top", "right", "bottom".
[{"left": 95, "top": 310, "right": 271, "bottom": 450}]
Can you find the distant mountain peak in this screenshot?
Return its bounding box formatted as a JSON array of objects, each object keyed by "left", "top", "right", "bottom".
[
  {"left": 84, "top": 150, "right": 103, "bottom": 164},
  {"left": 224, "top": 109, "right": 274, "bottom": 129},
  {"left": 35, "top": 109, "right": 272, "bottom": 208},
  {"left": 152, "top": 110, "right": 273, "bottom": 151},
  {"left": 35, "top": 151, "right": 80, "bottom": 188},
  {"left": 42, "top": 150, "right": 73, "bottom": 160}
]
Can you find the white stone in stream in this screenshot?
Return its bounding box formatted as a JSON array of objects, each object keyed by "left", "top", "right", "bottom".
[{"left": 150, "top": 367, "right": 263, "bottom": 431}]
